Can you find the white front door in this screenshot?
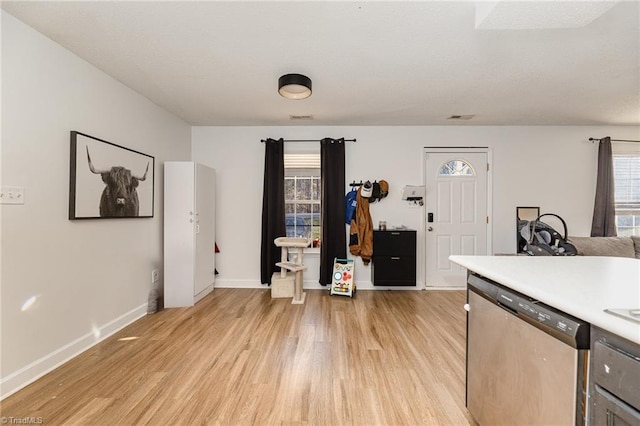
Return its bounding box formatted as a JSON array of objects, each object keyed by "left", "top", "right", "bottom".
[{"left": 424, "top": 150, "right": 489, "bottom": 288}]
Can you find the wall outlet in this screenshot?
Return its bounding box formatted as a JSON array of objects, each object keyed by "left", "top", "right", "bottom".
[
  {"left": 151, "top": 269, "right": 160, "bottom": 283},
  {"left": 0, "top": 186, "right": 25, "bottom": 205}
]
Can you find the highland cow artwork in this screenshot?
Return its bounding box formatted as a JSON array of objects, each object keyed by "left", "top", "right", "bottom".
[{"left": 69, "top": 131, "right": 154, "bottom": 219}]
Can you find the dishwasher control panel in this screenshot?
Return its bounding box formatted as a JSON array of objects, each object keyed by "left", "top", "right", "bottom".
[
  {"left": 497, "top": 289, "right": 586, "bottom": 341},
  {"left": 468, "top": 273, "right": 590, "bottom": 349}
]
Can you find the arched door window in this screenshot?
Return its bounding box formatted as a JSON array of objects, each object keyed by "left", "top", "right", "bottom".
[{"left": 438, "top": 159, "right": 475, "bottom": 176}]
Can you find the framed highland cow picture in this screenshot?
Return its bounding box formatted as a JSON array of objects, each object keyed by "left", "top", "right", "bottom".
[{"left": 69, "top": 131, "right": 155, "bottom": 220}]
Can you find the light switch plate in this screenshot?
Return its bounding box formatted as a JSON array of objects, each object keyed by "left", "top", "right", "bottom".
[{"left": 0, "top": 186, "right": 25, "bottom": 205}]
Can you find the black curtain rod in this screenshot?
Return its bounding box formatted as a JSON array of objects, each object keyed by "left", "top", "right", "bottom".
[
  {"left": 261, "top": 138, "right": 356, "bottom": 143},
  {"left": 589, "top": 137, "right": 640, "bottom": 143}
]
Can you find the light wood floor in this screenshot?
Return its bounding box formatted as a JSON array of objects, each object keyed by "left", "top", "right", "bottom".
[{"left": 1, "top": 289, "right": 472, "bottom": 425}]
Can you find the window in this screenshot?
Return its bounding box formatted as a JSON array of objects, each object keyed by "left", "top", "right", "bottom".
[
  {"left": 438, "top": 159, "right": 475, "bottom": 176},
  {"left": 614, "top": 153, "right": 640, "bottom": 236},
  {"left": 284, "top": 154, "right": 321, "bottom": 243}
]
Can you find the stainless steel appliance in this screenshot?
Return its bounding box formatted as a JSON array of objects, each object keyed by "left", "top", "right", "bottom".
[
  {"left": 466, "top": 273, "right": 590, "bottom": 425},
  {"left": 590, "top": 326, "right": 640, "bottom": 425}
]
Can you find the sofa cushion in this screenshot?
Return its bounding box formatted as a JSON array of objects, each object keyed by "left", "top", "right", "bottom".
[
  {"left": 632, "top": 236, "right": 640, "bottom": 259},
  {"left": 567, "top": 236, "right": 636, "bottom": 258}
]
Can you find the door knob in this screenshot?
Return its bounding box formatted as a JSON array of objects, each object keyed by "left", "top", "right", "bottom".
[{"left": 428, "top": 226, "right": 433, "bottom": 231}]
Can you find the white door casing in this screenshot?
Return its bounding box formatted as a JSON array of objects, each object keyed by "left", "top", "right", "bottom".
[{"left": 424, "top": 149, "right": 490, "bottom": 288}]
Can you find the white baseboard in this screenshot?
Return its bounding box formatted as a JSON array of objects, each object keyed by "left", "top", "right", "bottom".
[
  {"left": 0, "top": 303, "right": 147, "bottom": 400},
  {"left": 423, "top": 286, "right": 466, "bottom": 291},
  {"left": 214, "top": 279, "right": 425, "bottom": 291}
]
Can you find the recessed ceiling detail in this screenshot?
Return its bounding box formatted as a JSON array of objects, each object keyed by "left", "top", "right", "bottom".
[{"left": 475, "top": 1, "right": 619, "bottom": 29}]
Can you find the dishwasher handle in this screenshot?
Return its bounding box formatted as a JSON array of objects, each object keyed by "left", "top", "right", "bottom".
[{"left": 497, "top": 301, "right": 519, "bottom": 316}]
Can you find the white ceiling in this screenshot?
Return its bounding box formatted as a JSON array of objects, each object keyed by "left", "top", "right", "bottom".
[{"left": 2, "top": 1, "right": 639, "bottom": 126}]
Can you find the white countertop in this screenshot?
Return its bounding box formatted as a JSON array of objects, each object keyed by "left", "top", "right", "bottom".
[{"left": 449, "top": 255, "right": 640, "bottom": 345}]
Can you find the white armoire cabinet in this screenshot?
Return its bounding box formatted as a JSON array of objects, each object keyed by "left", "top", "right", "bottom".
[{"left": 164, "top": 162, "right": 216, "bottom": 307}]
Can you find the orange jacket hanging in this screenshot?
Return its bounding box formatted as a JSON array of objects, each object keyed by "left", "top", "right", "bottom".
[{"left": 349, "top": 188, "right": 373, "bottom": 264}]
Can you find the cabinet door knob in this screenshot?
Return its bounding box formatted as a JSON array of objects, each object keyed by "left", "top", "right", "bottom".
[{"left": 428, "top": 226, "right": 433, "bottom": 231}]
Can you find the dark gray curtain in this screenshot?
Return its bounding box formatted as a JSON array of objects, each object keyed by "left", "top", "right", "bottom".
[
  {"left": 320, "top": 138, "right": 346, "bottom": 285},
  {"left": 591, "top": 137, "right": 618, "bottom": 237},
  {"left": 260, "top": 138, "right": 286, "bottom": 284}
]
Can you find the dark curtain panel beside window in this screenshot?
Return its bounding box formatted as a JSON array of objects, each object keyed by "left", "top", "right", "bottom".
[
  {"left": 591, "top": 137, "right": 618, "bottom": 237},
  {"left": 319, "top": 138, "right": 346, "bottom": 285},
  {"left": 260, "top": 138, "right": 286, "bottom": 284}
]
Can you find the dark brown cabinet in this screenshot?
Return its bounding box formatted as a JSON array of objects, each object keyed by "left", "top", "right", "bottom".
[{"left": 372, "top": 230, "right": 416, "bottom": 286}]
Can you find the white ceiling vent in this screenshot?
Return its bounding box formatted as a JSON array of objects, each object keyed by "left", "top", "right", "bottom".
[
  {"left": 447, "top": 115, "right": 475, "bottom": 120},
  {"left": 289, "top": 115, "right": 314, "bottom": 121}
]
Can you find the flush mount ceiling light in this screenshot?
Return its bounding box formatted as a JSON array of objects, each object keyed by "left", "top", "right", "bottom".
[{"left": 278, "top": 73, "right": 312, "bottom": 100}]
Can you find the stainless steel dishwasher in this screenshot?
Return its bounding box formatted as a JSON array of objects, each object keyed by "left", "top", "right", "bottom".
[{"left": 466, "top": 273, "right": 590, "bottom": 426}]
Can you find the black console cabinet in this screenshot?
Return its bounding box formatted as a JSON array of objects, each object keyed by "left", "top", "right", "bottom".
[{"left": 372, "top": 230, "right": 417, "bottom": 286}]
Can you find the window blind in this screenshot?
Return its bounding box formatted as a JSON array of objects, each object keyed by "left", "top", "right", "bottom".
[{"left": 614, "top": 154, "right": 640, "bottom": 211}]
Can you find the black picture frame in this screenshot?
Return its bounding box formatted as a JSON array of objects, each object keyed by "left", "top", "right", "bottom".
[{"left": 69, "top": 131, "right": 155, "bottom": 220}]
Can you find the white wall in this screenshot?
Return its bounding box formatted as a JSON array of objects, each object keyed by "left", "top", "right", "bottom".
[
  {"left": 192, "top": 125, "right": 640, "bottom": 290},
  {"left": 1, "top": 12, "right": 191, "bottom": 397}
]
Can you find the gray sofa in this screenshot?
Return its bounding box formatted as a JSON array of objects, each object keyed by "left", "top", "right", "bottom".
[{"left": 567, "top": 236, "right": 640, "bottom": 259}]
